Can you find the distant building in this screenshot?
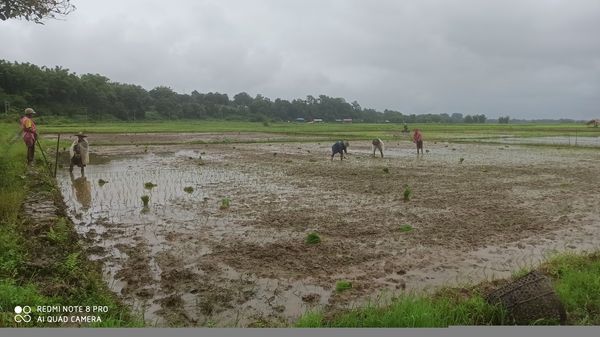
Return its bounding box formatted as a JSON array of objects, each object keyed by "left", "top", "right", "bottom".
[
  {"left": 342, "top": 118, "right": 353, "bottom": 123},
  {"left": 313, "top": 118, "right": 323, "bottom": 123},
  {"left": 295, "top": 117, "right": 305, "bottom": 122},
  {"left": 335, "top": 119, "right": 342, "bottom": 122}
]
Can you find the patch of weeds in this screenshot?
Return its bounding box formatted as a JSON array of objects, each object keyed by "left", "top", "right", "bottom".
[
  {"left": 399, "top": 224, "right": 413, "bottom": 233},
  {"left": 459, "top": 158, "right": 464, "bottom": 164},
  {"left": 144, "top": 182, "right": 157, "bottom": 189},
  {"left": 403, "top": 185, "right": 412, "bottom": 202},
  {"left": 47, "top": 218, "right": 69, "bottom": 243},
  {"left": 511, "top": 267, "right": 531, "bottom": 279},
  {"left": 220, "top": 197, "right": 231, "bottom": 210},
  {"left": 141, "top": 195, "right": 150, "bottom": 207},
  {"left": 336, "top": 281, "right": 352, "bottom": 293},
  {"left": 98, "top": 179, "right": 108, "bottom": 186},
  {"left": 60, "top": 252, "right": 80, "bottom": 275},
  {"left": 183, "top": 186, "right": 194, "bottom": 194},
  {"left": 544, "top": 252, "right": 600, "bottom": 324},
  {"left": 305, "top": 232, "right": 321, "bottom": 245},
  {"left": 383, "top": 167, "right": 389, "bottom": 174}
]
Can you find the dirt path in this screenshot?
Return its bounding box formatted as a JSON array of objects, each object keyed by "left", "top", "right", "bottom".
[{"left": 56, "top": 140, "right": 600, "bottom": 326}]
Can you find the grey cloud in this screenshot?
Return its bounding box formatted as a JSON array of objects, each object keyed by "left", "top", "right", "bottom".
[{"left": 1, "top": 0, "right": 599, "bottom": 119}]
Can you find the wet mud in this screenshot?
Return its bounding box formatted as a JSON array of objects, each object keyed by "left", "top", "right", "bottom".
[{"left": 57, "top": 138, "right": 600, "bottom": 326}]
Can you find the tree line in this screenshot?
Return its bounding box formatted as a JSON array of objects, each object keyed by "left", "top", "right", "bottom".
[{"left": 0, "top": 60, "right": 489, "bottom": 123}]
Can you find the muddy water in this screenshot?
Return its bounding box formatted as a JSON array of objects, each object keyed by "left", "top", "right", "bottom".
[
  {"left": 57, "top": 149, "right": 331, "bottom": 326},
  {"left": 57, "top": 142, "right": 600, "bottom": 326}
]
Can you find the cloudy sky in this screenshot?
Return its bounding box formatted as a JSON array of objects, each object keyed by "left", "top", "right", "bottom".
[{"left": 1, "top": 0, "right": 599, "bottom": 119}]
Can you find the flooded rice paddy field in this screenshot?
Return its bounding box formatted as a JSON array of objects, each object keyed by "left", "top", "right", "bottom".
[{"left": 57, "top": 136, "right": 600, "bottom": 326}]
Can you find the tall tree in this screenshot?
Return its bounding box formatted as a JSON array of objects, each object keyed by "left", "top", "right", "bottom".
[{"left": 1, "top": 0, "right": 75, "bottom": 23}]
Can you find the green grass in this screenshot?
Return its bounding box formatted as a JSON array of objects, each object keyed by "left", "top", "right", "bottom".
[
  {"left": 47, "top": 218, "right": 70, "bottom": 244},
  {"left": 542, "top": 252, "right": 600, "bottom": 325},
  {"left": 38, "top": 120, "right": 600, "bottom": 143},
  {"left": 297, "top": 293, "right": 505, "bottom": 327}
]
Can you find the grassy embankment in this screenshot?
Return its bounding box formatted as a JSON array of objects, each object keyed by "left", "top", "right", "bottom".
[
  {"left": 37, "top": 120, "right": 599, "bottom": 145},
  {"left": 0, "top": 122, "right": 142, "bottom": 327},
  {"left": 297, "top": 252, "right": 600, "bottom": 327}
]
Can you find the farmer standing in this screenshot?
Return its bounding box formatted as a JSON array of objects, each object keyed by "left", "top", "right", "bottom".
[
  {"left": 20, "top": 108, "right": 38, "bottom": 166},
  {"left": 69, "top": 132, "right": 90, "bottom": 175},
  {"left": 412, "top": 128, "right": 424, "bottom": 155}
]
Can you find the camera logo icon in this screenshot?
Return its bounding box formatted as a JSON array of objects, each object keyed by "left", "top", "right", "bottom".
[{"left": 14, "top": 306, "right": 32, "bottom": 323}]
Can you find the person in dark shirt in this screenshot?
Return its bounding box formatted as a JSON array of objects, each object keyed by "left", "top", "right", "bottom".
[{"left": 331, "top": 140, "right": 349, "bottom": 160}]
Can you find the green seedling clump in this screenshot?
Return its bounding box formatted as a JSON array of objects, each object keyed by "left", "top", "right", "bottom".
[
  {"left": 98, "top": 179, "right": 108, "bottom": 186},
  {"left": 305, "top": 232, "right": 321, "bottom": 245},
  {"left": 399, "top": 224, "right": 413, "bottom": 232},
  {"left": 459, "top": 158, "right": 465, "bottom": 164},
  {"left": 403, "top": 185, "right": 412, "bottom": 202},
  {"left": 141, "top": 195, "right": 150, "bottom": 207},
  {"left": 220, "top": 197, "right": 231, "bottom": 210},
  {"left": 383, "top": 167, "right": 390, "bottom": 174},
  {"left": 183, "top": 186, "right": 194, "bottom": 194},
  {"left": 144, "top": 182, "right": 157, "bottom": 189},
  {"left": 336, "top": 280, "right": 352, "bottom": 292}
]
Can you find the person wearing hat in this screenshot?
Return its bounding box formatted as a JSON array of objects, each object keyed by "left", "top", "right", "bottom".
[
  {"left": 20, "top": 108, "right": 38, "bottom": 165},
  {"left": 69, "top": 132, "right": 90, "bottom": 175}
]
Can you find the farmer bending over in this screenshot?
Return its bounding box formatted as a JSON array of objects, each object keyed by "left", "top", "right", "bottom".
[
  {"left": 372, "top": 138, "right": 384, "bottom": 158},
  {"left": 331, "top": 140, "right": 349, "bottom": 160}
]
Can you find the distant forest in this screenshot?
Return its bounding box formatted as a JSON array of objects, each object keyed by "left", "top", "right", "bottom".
[{"left": 0, "top": 60, "right": 576, "bottom": 124}]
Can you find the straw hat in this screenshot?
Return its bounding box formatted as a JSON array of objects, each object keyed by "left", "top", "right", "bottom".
[
  {"left": 75, "top": 132, "right": 88, "bottom": 138},
  {"left": 24, "top": 108, "right": 36, "bottom": 115}
]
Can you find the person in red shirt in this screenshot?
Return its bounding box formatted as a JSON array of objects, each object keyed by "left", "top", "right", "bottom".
[
  {"left": 20, "top": 108, "right": 38, "bottom": 165},
  {"left": 412, "top": 128, "right": 424, "bottom": 155}
]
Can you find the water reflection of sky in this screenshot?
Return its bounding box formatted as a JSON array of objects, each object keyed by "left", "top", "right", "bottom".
[{"left": 56, "top": 152, "right": 252, "bottom": 228}]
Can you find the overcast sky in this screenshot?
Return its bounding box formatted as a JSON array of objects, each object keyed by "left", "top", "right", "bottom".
[{"left": 1, "top": 0, "right": 599, "bottom": 119}]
